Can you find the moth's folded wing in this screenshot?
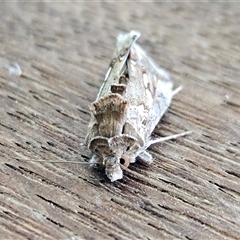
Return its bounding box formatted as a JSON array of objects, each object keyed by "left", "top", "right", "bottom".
[
  {"left": 97, "top": 31, "right": 140, "bottom": 99},
  {"left": 128, "top": 43, "right": 174, "bottom": 138}
]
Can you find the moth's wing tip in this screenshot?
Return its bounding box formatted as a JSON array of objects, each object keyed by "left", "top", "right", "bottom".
[
  {"left": 129, "top": 30, "right": 141, "bottom": 39},
  {"left": 117, "top": 30, "right": 141, "bottom": 45}
]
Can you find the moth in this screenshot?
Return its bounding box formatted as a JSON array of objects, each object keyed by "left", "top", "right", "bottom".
[{"left": 86, "top": 30, "right": 190, "bottom": 182}]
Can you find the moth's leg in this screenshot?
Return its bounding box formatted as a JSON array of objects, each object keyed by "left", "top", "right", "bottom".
[
  {"left": 147, "top": 131, "right": 192, "bottom": 148},
  {"left": 89, "top": 154, "right": 102, "bottom": 167},
  {"left": 138, "top": 151, "right": 153, "bottom": 164}
]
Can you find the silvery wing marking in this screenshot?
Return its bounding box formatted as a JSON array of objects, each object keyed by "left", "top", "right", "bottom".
[{"left": 86, "top": 30, "right": 190, "bottom": 182}]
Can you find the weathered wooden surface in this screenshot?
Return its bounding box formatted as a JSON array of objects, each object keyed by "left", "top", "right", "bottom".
[{"left": 0, "top": 2, "right": 240, "bottom": 240}]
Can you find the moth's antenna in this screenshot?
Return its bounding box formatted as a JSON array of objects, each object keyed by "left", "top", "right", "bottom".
[
  {"left": 172, "top": 86, "right": 182, "bottom": 96},
  {"left": 147, "top": 131, "right": 192, "bottom": 148},
  {"left": 14, "top": 158, "right": 92, "bottom": 164}
]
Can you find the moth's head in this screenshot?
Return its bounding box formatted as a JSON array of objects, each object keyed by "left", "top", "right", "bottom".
[
  {"left": 89, "top": 135, "right": 140, "bottom": 165},
  {"left": 89, "top": 134, "right": 140, "bottom": 181},
  {"left": 102, "top": 143, "right": 137, "bottom": 182}
]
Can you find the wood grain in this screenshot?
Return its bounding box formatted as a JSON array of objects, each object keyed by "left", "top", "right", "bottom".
[{"left": 0, "top": 2, "right": 240, "bottom": 240}]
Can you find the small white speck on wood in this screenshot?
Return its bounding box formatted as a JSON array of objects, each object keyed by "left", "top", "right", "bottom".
[{"left": 8, "top": 62, "right": 22, "bottom": 76}]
